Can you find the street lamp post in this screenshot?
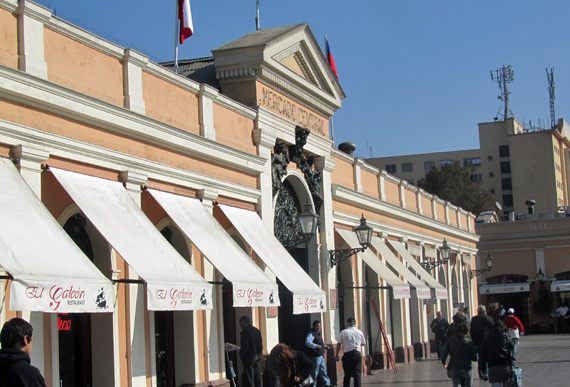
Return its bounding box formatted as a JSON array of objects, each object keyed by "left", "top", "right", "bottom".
[
  {"left": 469, "top": 252, "right": 494, "bottom": 279},
  {"left": 329, "top": 215, "right": 373, "bottom": 266},
  {"left": 421, "top": 239, "right": 451, "bottom": 271}
]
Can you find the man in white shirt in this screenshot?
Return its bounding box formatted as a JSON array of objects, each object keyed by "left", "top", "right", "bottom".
[
  {"left": 335, "top": 317, "right": 366, "bottom": 387},
  {"left": 557, "top": 302, "right": 569, "bottom": 333}
]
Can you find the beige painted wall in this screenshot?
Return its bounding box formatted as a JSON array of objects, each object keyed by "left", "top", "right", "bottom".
[{"left": 0, "top": 8, "right": 18, "bottom": 68}]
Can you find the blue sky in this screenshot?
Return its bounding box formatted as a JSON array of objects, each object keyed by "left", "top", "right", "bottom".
[{"left": 34, "top": 0, "right": 570, "bottom": 159}]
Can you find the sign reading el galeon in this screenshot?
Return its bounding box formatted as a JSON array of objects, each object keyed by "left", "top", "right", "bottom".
[{"left": 261, "top": 87, "right": 326, "bottom": 136}]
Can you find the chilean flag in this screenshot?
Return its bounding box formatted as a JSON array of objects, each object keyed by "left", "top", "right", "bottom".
[
  {"left": 325, "top": 36, "right": 338, "bottom": 79},
  {"left": 178, "top": 0, "right": 194, "bottom": 44}
]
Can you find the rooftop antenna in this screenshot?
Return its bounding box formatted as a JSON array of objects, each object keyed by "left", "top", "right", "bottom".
[
  {"left": 547, "top": 67, "right": 556, "bottom": 129},
  {"left": 255, "top": 0, "right": 260, "bottom": 30},
  {"left": 366, "top": 139, "right": 373, "bottom": 158},
  {"left": 490, "top": 65, "right": 515, "bottom": 121}
]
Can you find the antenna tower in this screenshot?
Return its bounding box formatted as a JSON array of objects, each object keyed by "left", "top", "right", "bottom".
[
  {"left": 547, "top": 67, "right": 556, "bottom": 129},
  {"left": 490, "top": 65, "right": 515, "bottom": 120}
]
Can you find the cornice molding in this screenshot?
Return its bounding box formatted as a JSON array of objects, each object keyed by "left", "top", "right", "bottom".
[
  {"left": 0, "top": 118, "right": 261, "bottom": 204},
  {"left": 0, "top": 65, "right": 266, "bottom": 175},
  {"left": 331, "top": 184, "right": 479, "bottom": 243}
]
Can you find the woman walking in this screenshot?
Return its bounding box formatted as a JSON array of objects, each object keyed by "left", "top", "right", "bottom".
[
  {"left": 441, "top": 322, "right": 478, "bottom": 387},
  {"left": 481, "top": 320, "right": 515, "bottom": 387}
]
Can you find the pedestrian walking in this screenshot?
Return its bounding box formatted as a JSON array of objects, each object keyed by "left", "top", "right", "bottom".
[
  {"left": 0, "top": 317, "right": 46, "bottom": 387},
  {"left": 305, "top": 320, "right": 331, "bottom": 387},
  {"left": 470, "top": 305, "right": 494, "bottom": 381},
  {"left": 441, "top": 322, "right": 478, "bottom": 387},
  {"left": 556, "top": 301, "right": 569, "bottom": 333},
  {"left": 430, "top": 311, "right": 450, "bottom": 359},
  {"left": 335, "top": 317, "right": 366, "bottom": 387},
  {"left": 239, "top": 316, "right": 264, "bottom": 387},
  {"left": 480, "top": 320, "right": 515, "bottom": 387},
  {"left": 267, "top": 344, "right": 314, "bottom": 387},
  {"left": 503, "top": 308, "right": 524, "bottom": 358},
  {"left": 446, "top": 311, "right": 467, "bottom": 340}
]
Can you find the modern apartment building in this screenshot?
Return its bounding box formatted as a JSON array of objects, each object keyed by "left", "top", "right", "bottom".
[{"left": 367, "top": 118, "right": 570, "bottom": 215}]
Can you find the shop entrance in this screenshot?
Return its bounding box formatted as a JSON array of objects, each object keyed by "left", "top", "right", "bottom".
[
  {"left": 61, "top": 214, "right": 92, "bottom": 387},
  {"left": 278, "top": 247, "right": 311, "bottom": 350}
]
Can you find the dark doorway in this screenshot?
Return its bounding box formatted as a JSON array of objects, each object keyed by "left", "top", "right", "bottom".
[
  {"left": 278, "top": 247, "right": 311, "bottom": 350},
  {"left": 155, "top": 311, "right": 176, "bottom": 387},
  {"left": 61, "top": 214, "right": 92, "bottom": 387},
  {"left": 222, "top": 278, "right": 238, "bottom": 386}
]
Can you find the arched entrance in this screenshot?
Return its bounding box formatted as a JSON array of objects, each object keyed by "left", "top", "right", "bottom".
[
  {"left": 274, "top": 178, "right": 316, "bottom": 350},
  {"left": 156, "top": 224, "right": 196, "bottom": 387},
  {"left": 59, "top": 211, "right": 115, "bottom": 387}
]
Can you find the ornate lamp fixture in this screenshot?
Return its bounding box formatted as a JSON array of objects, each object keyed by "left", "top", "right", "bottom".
[
  {"left": 330, "top": 215, "right": 373, "bottom": 266},
  {"left": 469, "top": 252, "right": 494, "bottom": 279},
  {"left": 421, "top": 239, "right": 451, "bottom": 271},
  {"left": 297, "top": 199, "right": 319, "bottom": 244},
  {"left": 536, "top": 269, "right": 546, "bottom": 286}
]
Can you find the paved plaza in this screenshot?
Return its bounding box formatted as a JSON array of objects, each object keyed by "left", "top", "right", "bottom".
[{"left": 360, "top": 334, "right": 570, "bottom": 386}]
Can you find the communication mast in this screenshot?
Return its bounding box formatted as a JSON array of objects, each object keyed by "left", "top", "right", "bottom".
[
  {"left": 547, "top": 68, "right": 556, "bottom": 129},
  {"left": 490, "top": 65, "right": 515, "bottom": 121}
]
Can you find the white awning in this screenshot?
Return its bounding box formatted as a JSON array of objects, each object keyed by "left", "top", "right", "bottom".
[
  {"left": 148, "top": 189, "right": 279, "bottom": 307},
  {"left": 551, "top": 280, "right": 570, "bottom": 292},
  {"left": 50, "top": 168, "right": 212, "bottom": 311},
  {"left": 336, "top": 229, "right": 410, "bottom": 299},
  {"left": 218, "top": 204, "right": 325, "bottom": 314},
  {"left": 0, "top": 159, "right": 113, "bottom": 313},
  {"left": 480, "top": 283, "right": 530, "bottom": 295},
  {"left": 369, "top": 237, "right": 431, "bottom": 299},
  {"left": 385, "top": 240, "right": 448, "bottom": 300}
]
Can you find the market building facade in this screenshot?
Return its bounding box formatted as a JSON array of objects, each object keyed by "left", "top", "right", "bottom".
[{"left": 0, "top": 1, "right": 479, "bottom": 386}]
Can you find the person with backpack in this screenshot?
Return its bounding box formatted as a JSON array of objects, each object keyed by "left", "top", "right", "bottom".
[
  {"left": 441, "top": 322, "right": 478, "bottom": 387},
  {"left": 480, "top": 320, "right": 515, "bottom": 387}
]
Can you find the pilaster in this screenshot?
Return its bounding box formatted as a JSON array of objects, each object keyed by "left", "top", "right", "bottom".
[
  {"left": 17, "top": 0, "right": 50, "bottom": 79},
  {"left": 10, "top": 144, "right": 49, "bottom": 198},
  {"left": 199, "top": 85, "right": 218, "bottom": 141},
  {"left": 352, "top": 158, "right": 364, "bottom": 193},
  {"left": 399, "top": 181, "right": 407, "bottom": 209},
  {"left": 119, "top": 169, "right": 149, "bottom": 387},
  {"left": 122, "top": 48, "right": 147, "bottom": 115}
]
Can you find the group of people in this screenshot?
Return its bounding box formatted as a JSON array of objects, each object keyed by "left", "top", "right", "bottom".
[
  {"left": 240, "top": 316, "right": 366, "bottom": 387},
  {"left": 431, "top": 305, "right": 524, "bottom": 387}
]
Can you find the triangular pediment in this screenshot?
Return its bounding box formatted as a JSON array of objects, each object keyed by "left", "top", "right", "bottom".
[{"left": 212, "top": 24, "right": 345, "bottom": 117}]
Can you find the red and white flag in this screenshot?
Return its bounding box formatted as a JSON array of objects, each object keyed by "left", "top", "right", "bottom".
[{"left": 178, "top": 0, "right": 194, "bottom": 44}]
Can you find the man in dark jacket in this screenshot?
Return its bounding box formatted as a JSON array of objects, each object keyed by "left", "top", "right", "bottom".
[
  {"left": 430, "top": 311, "right": 450, "bottom": 359},
  {"left": 470, "top": 305, "right": 494, "bottom": 380},
  {"left": 239, "top": 316, "right": 263, "bottom": 387},
  {"left": 0, "top": 318, "right": 46, "bottom": 387},
  {"left": 305, "top": 320, "right": 331, "bottom": 387}
]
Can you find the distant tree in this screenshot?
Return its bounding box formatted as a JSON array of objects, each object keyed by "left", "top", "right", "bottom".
[{"left": 418, "top": 160, "right": 495, "bottom": 215}]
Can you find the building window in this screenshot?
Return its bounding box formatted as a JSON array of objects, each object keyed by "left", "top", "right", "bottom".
[
  {"left": 471, "top": 173, "right": 483, "bottom": 183},
  {"left": 385, "top": 164, "right": 396, "bottom": 174},
  {"left": 499, "top": 145, "right": 510, "bottom": 157},
  {"left": 407, "top": 179, "right": 414, "bottom": 185},
  {"left": 440, "top": 159, "right": 452, "bottom": 167},
  {"left": 501, "top": 178, "right": 512, "bottom": 190},
  {"left": 503, "top": 194, "right": 513, "bottom": 207},
  {"left": 401, "top": 163, "right": 413, "bottom": 172},
  {"left": 489, "top": 172, "right": 494, "bottom": 178},
  {"left": 488, "top": 155, "right": 493, "bottom": 161},
  {"left": 500, "top": 161, "right": 511, "bottom": 174},
  {"left": 424, "top": 161, "right": 435, "bottom": 171},
  {"left": 464, "top": 157, "right": 482, "bottom": 166}
]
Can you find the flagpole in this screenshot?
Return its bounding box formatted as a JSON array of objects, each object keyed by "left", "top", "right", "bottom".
[
  {"left": 255, "top": 0, "right": 260, "bottom": 30},
  {"left": 174, "top": 0, "right": 179, "bottom": 73}
]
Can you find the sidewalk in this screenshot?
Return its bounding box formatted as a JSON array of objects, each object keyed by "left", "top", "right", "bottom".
[{"left": 361, "top": 334, "right": 570, "bottom": 386}]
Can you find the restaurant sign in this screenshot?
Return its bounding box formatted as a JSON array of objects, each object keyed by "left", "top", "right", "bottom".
[{"left": 11, "top": 280, "right": 113, "bottom": 313}]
